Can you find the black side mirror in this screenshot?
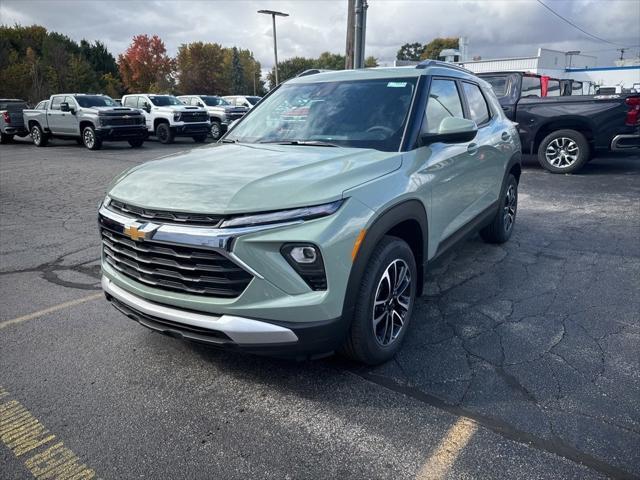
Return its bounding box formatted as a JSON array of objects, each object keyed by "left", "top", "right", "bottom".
[
  {"left": 142, "top": 102, "right": 151, "bottom": 113},
  {"left": 60, "top": 102, "right": 70, "bottom": 112}
]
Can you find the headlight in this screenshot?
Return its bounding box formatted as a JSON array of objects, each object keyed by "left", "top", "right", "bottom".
[
  {"left": 220, "top": 200, "right": 344, "bottom": 228},
  {"left": 173, "top": 113, "right": 181, "bottom": 121}
]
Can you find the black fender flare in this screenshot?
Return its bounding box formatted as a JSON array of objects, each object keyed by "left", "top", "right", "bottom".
[
  {"left": 341, "top": 199, "right": 428, "bottom": 322},
  {"left": 506, "top": 150, "right": 522, "bottom": 182}
]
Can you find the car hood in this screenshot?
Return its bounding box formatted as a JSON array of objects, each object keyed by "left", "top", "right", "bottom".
[
  {"left": 86, "top": 106, "right": 140, "bottom": 114},
  {"left": 205, "top": 105, "right": 248, "bottom": 114},
  {"left": 108, "top": 143, "right": 402, "bottom": 214},
  {"left": 153, "top": 105, "right": 204, "bottom": 113}
]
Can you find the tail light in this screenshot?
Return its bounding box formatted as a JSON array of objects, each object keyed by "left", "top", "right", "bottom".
[
  {"left": 2, "top": 111, "right": 10, "bottom": 124},
  {"left": 625, "top": 96, "right": 640, "bottom": 126}
]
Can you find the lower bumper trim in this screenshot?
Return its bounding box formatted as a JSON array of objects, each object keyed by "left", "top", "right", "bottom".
[
  {"left": 611, "top": 133, "right": 640, "bottom": 151},
  {"left": 102, "top": 276, "right": 298, "bottom": 345}
]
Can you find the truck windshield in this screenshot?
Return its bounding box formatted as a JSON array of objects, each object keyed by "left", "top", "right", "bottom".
[
  {"left": 75, "top": 96, "right": 117, "bottom": 107},
  {"left": 202, "top": 96, "right": 229, "bottom": 106},
  {"left": 225, "top": 77, "right": 417, "bottom": 152},
  {"left": 148, "top": 96, "right": 183, "bottom": 106}
]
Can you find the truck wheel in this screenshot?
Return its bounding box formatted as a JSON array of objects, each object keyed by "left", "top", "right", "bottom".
[
  {"left": 192, "top": 134, "right": 207, "bottom": 143},
  {"left": 480, "top": 174, "right": 518, "bottom": 244},
  {"left": 341, "top": 236, "right": 417, "bottom": 365},
  {"left": 82, "top": 126, "right": 102, "bottom": 150},
  {"left": 156, "top": 123, "right": 174, "bottom": 144},
  {"left": 128, "top": 138, "right": 144, "bottom": 148},
  {"left": 538, "top": 129, "right": 589, "bottom": 174},
  {"left": 210, "top": 121, "right": 222, "bottom": 140},
  {"left": 31, "top": 125, "right": 48, "bottom": 147},
  {"left": 0, "top": 132, "right": 14, "bottom": 144}
]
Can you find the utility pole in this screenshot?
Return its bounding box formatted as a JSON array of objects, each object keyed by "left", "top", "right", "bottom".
[
  {"left": 353, "top": 0, "right": 368, "bottom": 68},
  {"left": 258, "top": 9, "right": 289, "bottom": 86},
  {"left": 345, "top": 0, "right": 355, "bottom": 69}
]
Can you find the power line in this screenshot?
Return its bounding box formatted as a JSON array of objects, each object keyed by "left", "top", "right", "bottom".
[{"left": 535, "top": 0, "right": 625, "bottom": 47}]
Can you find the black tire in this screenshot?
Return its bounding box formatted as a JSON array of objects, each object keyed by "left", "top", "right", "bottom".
[
  {"left": 31, "top": 124, "right": 48, "bottom": 147},
  {"left": 537, "top": 129, "right": 590, "bottom": 174},
  {"left": 0, "top": 132, "right": 14, "bottom": 144},
  {"left": 480, "top": 174, "right": 518, "bottom": 244},
  {"left": 192, "top": 134, "right": 207, "bottom": 143},
  {"left": 155, "top": 123, "right": 174, "bottom": 144},
  {"left": 341, "top": 236, "right": 417, "bottom": 365},
  {"left": 209, "top": 120, "right": 222, "bottom": 140},
  {"left": 82, "top": 125, "right": 102, "bottom": 150},
  {"left": 128, "top": 138, "right": 145, "bottom": 148}
]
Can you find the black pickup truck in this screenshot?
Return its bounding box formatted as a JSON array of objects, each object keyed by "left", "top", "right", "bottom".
[{"left": 478, "top": 71, "right": 640, "bottom": 173}]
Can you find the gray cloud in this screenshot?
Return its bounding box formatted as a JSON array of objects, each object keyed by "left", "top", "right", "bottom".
[{"left": 1, "top": 0, "right": 639, "bottom": 68}]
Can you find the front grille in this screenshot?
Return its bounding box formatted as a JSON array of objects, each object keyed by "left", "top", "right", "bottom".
[
  {"left": 108, "top": 200, "right": 225, "bottom": 226},
  {"left": 102, "top": 116, "right": 143, "bottom": 126},
  {"left": 100, "top": 224, "right": 253, "bottom": 298},
  {"left": 181, "top": 112, "right": 209, "bottom": 123}
]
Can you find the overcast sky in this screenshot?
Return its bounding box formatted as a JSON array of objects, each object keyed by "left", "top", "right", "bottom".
[{"left": 1, "top": 0, "right": 639, "bottom": 70}]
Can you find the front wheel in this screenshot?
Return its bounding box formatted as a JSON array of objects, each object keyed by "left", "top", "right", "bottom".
[
  {"left": 538, "top": 129, "right": 589, "bottom": 174},
  {"left": 155, "top": 123, "right": 174, "bottom": 144},
  {"left": 128, "top": 138, "right": 145, "bottom": 148},
  {"left": 480, "top": 174, "right": 518, "bottom": 244},
  {"left": 31, "top": 125, "right": 48, "bottom": 147},
  {"left": 341, "top": 236, "right": 417, "bottom": 365},
  {"left": 82, "top": 126, "right": 102, "bottom": 150},
  {"left": 209, "top": 120, "right": 222, "bottom": 140}
]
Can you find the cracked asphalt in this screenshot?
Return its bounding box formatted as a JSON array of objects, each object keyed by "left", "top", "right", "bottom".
[{"left": 1, "top": 137, "right": 638, "bottom": 479}]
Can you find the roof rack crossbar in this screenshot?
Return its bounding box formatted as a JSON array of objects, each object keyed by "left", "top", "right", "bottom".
[{"left": 415, "top": 60, "right": 473, "bottom": 74}]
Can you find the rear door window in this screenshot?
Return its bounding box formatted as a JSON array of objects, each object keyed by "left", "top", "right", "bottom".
[
  {"left": 424, "top": 79, "right": 465, "bottom": 133},
  {"left": 462, "top": 82, "right": 491, "bottom": 125}
]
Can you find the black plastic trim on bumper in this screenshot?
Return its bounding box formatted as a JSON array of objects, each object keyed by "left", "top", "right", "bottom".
[
  {"left": 96, "top": 126, "right": 148, "bottom": 140},
  {"left": 172, "top": 124, "right": 210, "bottom": 136}
]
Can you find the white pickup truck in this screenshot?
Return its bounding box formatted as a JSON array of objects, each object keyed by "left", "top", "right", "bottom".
[
  {"left": 121, "top": 94, "right": 210, "bottom": 144},
  {"left": 22, "top": 94, "right": 147, "bottom": 150}
]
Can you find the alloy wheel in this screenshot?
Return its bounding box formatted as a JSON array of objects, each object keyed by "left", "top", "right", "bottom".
[
  {"left": 31, "top": 127, "right": 41, "bottom": 145},
  {"left": 545, "top": 137, "right": 579, "bottom": 168},
  {"left": 372, "top": 259, "right": 411, "bottom": 346},
  {"left": 503, "top": 184, "right": 517, "bottom": 232},
  {"left": 211, "top": 124, "right": 221, "bottom": 139},
  {"left": 84, "top": 129, "right": 95, "bottom": 148}
]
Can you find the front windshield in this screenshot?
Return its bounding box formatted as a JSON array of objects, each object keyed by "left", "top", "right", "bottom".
[
  {"left": 75, "top": 96, "right": 117, "bottom": 107},
  {"left": 148, "top": 95, "right": 183, "bottom": 106},
  {"left": 202, "top": 96, "right": 229, "bottom": 106},
  {"left": 226, "top": 77, "right": 417, "bottom": 152}
]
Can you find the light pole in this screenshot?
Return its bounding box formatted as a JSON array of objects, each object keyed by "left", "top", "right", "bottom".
[{"left": 258, "top": 9, "right": 289, "bottom": 86}]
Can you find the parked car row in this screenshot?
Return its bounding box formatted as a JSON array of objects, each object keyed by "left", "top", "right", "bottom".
[{"left": 1, "top": 92, "right": 262, "bottom": 149}]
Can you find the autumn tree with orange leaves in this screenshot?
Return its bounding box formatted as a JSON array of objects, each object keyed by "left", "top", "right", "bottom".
[{"left": 118, "top": 34, "right": 175, "bottom": 93}]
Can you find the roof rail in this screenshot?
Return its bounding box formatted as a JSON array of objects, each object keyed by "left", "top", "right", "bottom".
[
  {"left": 415, "top": 60, "right": 473, "bottom": 74},
  {"left": 296, "top": 69, "right": 332, "bottom": 77}
]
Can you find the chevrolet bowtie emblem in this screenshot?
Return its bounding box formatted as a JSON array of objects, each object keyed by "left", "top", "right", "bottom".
[{"left": 123, "top": 225, "right": 148, "bottom": 241}]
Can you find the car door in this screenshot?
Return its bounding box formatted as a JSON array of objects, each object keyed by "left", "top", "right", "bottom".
[
  {"left": 417, "top": 77, "right": 480, "bottom": 245},
  {"left": 61, "top": 96, "right": 80, "bottom": 135},
  {"left": 460, "top": 81, "right": 508, "bottom": 216},
  {"left": 135, "top": 96, "right": 153, "bottom": 130},
  {"left": 47, "top": 96, "right": 66, "bottom": 134}
]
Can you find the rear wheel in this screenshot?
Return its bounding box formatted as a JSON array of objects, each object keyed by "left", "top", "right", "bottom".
[
  {"left": 538, "top": 129, "right": 589, "bottom": 174},
  {"left": 480, "top": 174, "right": 518, "bottom": 244},
  {"left": 31, "top": 124, "right": 48, "bottom": 147},
  {"left": 128, "top": 138, "right": 145, "bottom": 148},
  {"left": 0, "top": 132, "right": 14, "bottom": 144},
  {"left": 82, "top": 126, "right": 102, "bottom": 150},
  {"left": 155, "top": 123, "right": 174, "bottom": 144},
  {"left": 341, "top": 236, "right": 417, "bottom": 365}
]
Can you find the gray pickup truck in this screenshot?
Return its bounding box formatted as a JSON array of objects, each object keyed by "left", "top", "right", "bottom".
[
  {"left": 23, "top": 94, "right": 147, "bottom": 150},
  {"left": 177, "top": 95, "right": 248, "bottom": 139},
  {"left": 0, "top": 99, "right": 30, "bottom": 143}
]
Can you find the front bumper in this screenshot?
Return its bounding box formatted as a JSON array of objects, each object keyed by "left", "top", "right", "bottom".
[
  {"left": 96, "top": 125, "right": 148, "bottom": 140},
  {"left": 171, "top": 122, "right": 210, "bottom": 136}
]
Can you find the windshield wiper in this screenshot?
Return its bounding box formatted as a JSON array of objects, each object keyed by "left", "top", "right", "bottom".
[{"left": 258, "top": 140, "right": 340, "bottom": 147}]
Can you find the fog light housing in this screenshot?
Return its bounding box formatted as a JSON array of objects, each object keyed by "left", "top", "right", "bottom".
[{"left": 281, "top": 243, "right": 327, "bottom": 291}]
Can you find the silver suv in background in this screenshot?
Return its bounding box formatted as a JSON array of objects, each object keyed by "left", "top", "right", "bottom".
[
  {"left": 223, "top": 95, "right": 262, "bottom": 109},
  {"left": 22, "top": 94, "right": 147, "bottom": 149},
  {"left": 177, "top": 95, "right": 248, "bottom": 140},
  {"left": 121, "top": 94, "right": 210, "bottom": 144},
  {"left": 0, "top": 98, "right": 30, "bottom": 143}
]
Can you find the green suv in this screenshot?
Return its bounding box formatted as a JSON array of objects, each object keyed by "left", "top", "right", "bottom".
[{"left": 99, "top": 61, "right": 521, "bottom": 364}]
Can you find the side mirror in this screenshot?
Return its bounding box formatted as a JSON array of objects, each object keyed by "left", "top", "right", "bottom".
[
  {"left": 421, "top": 117, "right": 478, "bottom": 145},
  {"left": 142, "top": 102, "right": 151, "bottom": 113},
  {"left": 60, "top": 102, "right": 70, "bottom": 112}
]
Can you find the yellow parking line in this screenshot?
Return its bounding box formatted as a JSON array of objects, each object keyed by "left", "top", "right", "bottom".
[
  {"left": 0, "top": 294, "right": 103, "bottom": 331},
  {"left": 0, "top": 386, "right": 96, "bottom": 479},
  {"left": 415, "top": 417, "right": 478, "bottom": 480}
]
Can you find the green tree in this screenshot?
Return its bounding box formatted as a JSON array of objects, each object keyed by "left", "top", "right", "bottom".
[
  {"left": 176, "top": 41, "right": 227, "bottom": 94},
  {"left": 396, "top": 42, "right": 424, "bottom": 61},
  {"left": 230, "top": 47, "right": 244, "bottom": 94},
  {"left": 364, "top": 56, "right": 379, "bottom": 67},
  {"left": 266, "top": 56, "right": 316, "bottom": 89},
  {"left": 420, "top": 37, "right": 459, "bottom": 60},
  {"left": 66, "top": 54, "right": 99, "bottom": 92}
]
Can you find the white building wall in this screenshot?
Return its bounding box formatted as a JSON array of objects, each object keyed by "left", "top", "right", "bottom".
[{"left": 565, "top": 67, "right": 640, "bottom": 88}]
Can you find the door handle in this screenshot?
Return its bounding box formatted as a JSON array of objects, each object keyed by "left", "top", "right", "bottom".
[
  {"left": 467, "top": 143, "right": 479, "bottom": 155},
  {"left": 501, "top": 131, "right": 511, "bottom": 141}
]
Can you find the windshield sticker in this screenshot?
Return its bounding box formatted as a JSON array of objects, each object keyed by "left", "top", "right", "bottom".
[{"left": 387, "top": 82, "right": 407, "bottom": 88}]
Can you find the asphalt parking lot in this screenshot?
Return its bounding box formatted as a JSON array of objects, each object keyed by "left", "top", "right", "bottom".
[{"left": 1, "top": 136, "right": 639, "bottom": 479}]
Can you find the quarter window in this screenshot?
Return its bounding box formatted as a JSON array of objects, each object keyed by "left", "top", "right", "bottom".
[
  {"left": 462, "top": 83, "right": 490, "bottom": 125},
  {"left": 424, "top": 79, "right": 464, "bottom": 133}
]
